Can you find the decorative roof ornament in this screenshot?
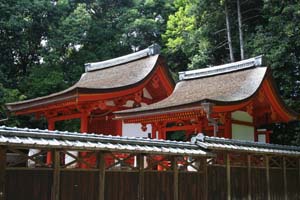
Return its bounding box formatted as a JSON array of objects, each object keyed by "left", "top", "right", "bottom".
[
  {"left": 191, "top": 133, "right": 205, "bottom": 143},
  {"left": 179, "top": 55, "right": 264, "bottom": 80},
  {"left": 85, "top": 44, "right": 161, "bottom": 72}
]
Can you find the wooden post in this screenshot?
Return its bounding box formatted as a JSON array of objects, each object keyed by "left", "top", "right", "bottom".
[
  {"left": 224, "top": 113, "right": 232, "bottom": 139},
  {"left": 138, "top": 154, "right": 145, "bottom": 200},
  {"left": 47, "top": 119, "right": 55, "bottom": 165},
  {"left": 52, "top": 150, "right": 60, "bottom": 200},
  {"left": 254, "top": 130, "right": 258, "bottom": 142},
  {"left": 283, "top": 157, "right": 287, "bottom": 200},
  {"left": 80, "top": 114, "right": 88, "bottom": 133},
  {"left": 80, "top": 114, "right": 89, "bottom": 168},
  {"left": 173, "top": 156, "right": 179, "bottom": 200},
  {"left": 247, "top": 154, "right": 251, "bottom": 200},
  {"left": 0, "top": 147, "right": 6, "bottom": 200},
  {"left": 203, "top": 157, "right": 208, "bottom": 200},
  {"left": 265, "top": 156, "right": 271, "bottom": 200},
  {"left": 265, "top": 131, "right": 271, "bottom": 144},
  {"left": 98, "top": 152, "right": 105, "bottom": 200},
  {"left": 116, "top": 120, "right": 122, "bottom": 136},
  {"left": 298, "top": 158, "right": 300, "bottom": 200},
  {"left": 226, "top": 153, "right": 231, "bottom": 200},
  {"left": 151, "top": 124, "right": 157, "bottom": 139}
]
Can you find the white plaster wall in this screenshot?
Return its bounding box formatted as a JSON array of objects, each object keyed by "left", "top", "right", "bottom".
[
  {"left": 122, "top": 122, "right": 152, "bottom": 138},
  {"left": 232, "top": 124, "right": 255, "bottom": 141},
  {"left": 258, "top": 134, "right": 266, "bottom": 143},
  {"left": 65, "top": 151, "right": 78, "bottom": 168},
  {"left": 27, "top": 149, "right": 40, "bottom": 167},
  {"left": 231, "top": 111, "right": 253, "bottom": 122},
  {"left": 231, "top": 111, "right": 255, "bottom": 141}
]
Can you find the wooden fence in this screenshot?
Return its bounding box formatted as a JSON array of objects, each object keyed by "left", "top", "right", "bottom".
[{"left": 1, "top": 148, "right": 300, "bottom": 200}]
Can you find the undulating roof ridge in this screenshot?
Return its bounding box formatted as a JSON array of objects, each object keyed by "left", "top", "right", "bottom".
[
  {"left": 0, "top": 125, "right": 208, "bottom": 156},
  {"left": 192, "top": 133, "right": 300, "bottom": 152},
  {"left": 85, "top": 44, "right": 161, "bottom": 72},
  {"left": 1, "top": 126, "right": 300, "bottom": 156},
  {"left": 179, "top": 55, "right": 263, "bottom": 80},
  {"left": 0, "top": 125, "right": 193, "bottom": 147}
]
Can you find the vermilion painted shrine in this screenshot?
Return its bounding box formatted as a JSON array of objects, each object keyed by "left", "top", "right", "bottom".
[
  {"left": 1, "top": 45, "right": 300, "bottom": 200},
  {"left": 6, "top": 45, "right": 299, "bottom": 142}
]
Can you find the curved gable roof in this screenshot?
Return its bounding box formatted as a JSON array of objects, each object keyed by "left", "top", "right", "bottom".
[
  {"left": 115, "top": 56, "right": 298, "bottom": 121},
  {"left": 6, "top": 45, "right": 168, "bottom": 112},
  {"left": 115, "top": 67, "right": 267, "bottom": 117},
  {"left": 76, "top": 55, "right": 159, "bottom": 90}
]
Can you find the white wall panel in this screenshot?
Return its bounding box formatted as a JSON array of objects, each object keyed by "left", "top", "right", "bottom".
[{"left": 122, "top": 122, "right": 151, "bottom": 138}]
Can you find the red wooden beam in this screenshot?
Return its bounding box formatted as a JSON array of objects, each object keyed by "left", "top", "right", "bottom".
[{"left": 262, "top": 79, "right": 295, "bottom": 122}]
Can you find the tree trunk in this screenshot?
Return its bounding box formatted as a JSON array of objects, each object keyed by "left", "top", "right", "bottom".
[
  {"left": 237, "top": 0, "right": 245, "bottom": 60},
  {"left": 225, "top": 0, "right": 234, "bottom": 62}
]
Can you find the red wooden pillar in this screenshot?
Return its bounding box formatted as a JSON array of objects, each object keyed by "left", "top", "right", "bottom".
[
  {"left": 155, "top": 122, "right": 166, "bottom": 140},
  {"left": 254, "top": 129, "right": 258, "bottom": 142},
  {"left": 116, "top": 120, "right": 122, "bottom": 136},
  {"left": 198, "top": 120, "right": 203, "bottom": 133},
  {"left": 157, "top": 124, "right": 167, "bottom": 171},
  {"left": 157, "top": 126, "right": 162, "bottom": 139},
  {"left": 162, "top": 128, "right": 166, "bottom": 140},
  {"left": 81, "top": 114, "right": 88, "bottom": 133},
  {"left": 265, "top": 131, "right": 271, "bottom": 143},
  {"left": 46, "top": 119, "right": 55, "bottom": 165},
  {"left": 151, "top": 124, "right": 157, "bottom": 139},
  {"left": 224, "top": 112, "right": 232, "bottom": 139}
]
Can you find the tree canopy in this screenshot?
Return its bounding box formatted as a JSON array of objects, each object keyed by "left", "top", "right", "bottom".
[{"left": 0, "top": 0, "right": 300, "bottom": 145}]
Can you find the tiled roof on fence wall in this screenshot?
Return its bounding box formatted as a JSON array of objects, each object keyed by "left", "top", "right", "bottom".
[
  {"left": 192, "top": 133, "right": 300, "bottom": 156},
  {"left": 1, "top": 126, "right": 300, "bottom": 156},
  {"left": 0, "top": 126, "right": 208, "bottom": 156}
]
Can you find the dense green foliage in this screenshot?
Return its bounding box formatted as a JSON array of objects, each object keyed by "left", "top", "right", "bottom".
[
  {"left": 163, "top": 0, "right": 300, "bottom": 145},
  {"left": 0, "top": 0, "right": 300, "bottom": 145}
]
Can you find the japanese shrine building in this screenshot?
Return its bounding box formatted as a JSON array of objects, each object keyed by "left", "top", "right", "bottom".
[
  {"left": 6, "top": 44, "right": 174, "bottom": 138},
  {"left": 6, "top": 47, "right": 299, "bottom": 144},
  {"left": 115, "top": 56, "right": 299, "bottom": 143}
]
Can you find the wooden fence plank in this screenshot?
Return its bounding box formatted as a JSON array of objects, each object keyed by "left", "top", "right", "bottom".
[
  {"left": 208, "top": 166, "right": 227, "bottom": 199},
  {"left": 0, "top": 147, "right": 6, "bottom": 200},
  {"left": 203, "top": 158, "right": 208, "bottom": 200},
  {"left": 265, "top": 156, "right": 270, "bottom": 200},
  {"left": 98, "top": 152, "right": 105, "bottom": 200},
  {"left": 283, "top": 157, "right": 287, "bottom": 200},
  {"left": 247, "top": 155, "right": 251, "bottom": 200},
  {"left": 52, "top": 150, "right": 60, "bottom": 200},
  {"left": 173, "top": 157, "right": 178, "bottom": 200},
  {"left": 138, "top": 154, "right": 145, "bottom": 200},
  {"left": 144, "top": 172, "right": 173, "bottom": 200},
  {"left": 299, "top": 158, "right": 300, "bottom": 200},
  {"left": 226, "top": 154, "right": 231, "bottom": 200},
  {"left": 7, "top": 170, "right": 52, "bottom": 200}
]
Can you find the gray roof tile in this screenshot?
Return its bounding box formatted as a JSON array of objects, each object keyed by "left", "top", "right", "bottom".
[
  {"left": 1, "top": 126, "right": 300, "bottom": 156},
  {"left": 192, "top": 133, "right": 300, "bottom": 156},
  {"left": 0, "top": 126, "right": 208, "bottom": 156}
]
